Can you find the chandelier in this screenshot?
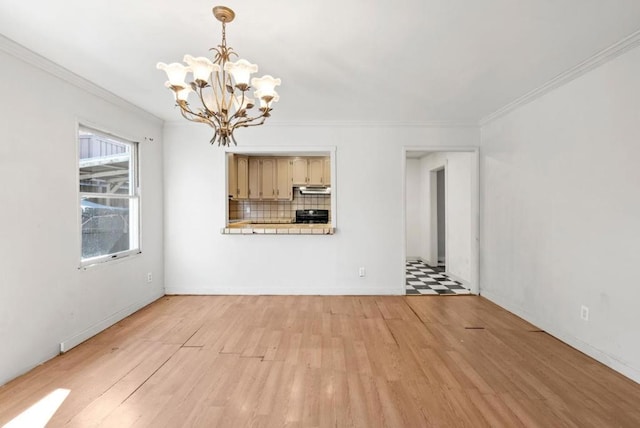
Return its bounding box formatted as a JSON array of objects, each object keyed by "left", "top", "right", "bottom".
[{"left": 157, "top": 5, "right": 281, "bottom": 146}]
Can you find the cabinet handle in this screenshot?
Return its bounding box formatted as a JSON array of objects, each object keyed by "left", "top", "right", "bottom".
[{"left": 273, "top": 189, "right": 275, "bottom": 195}]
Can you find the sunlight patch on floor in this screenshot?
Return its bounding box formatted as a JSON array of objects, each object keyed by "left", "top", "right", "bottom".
[{"left": 3, "top": 388, "right": 70, "bottom": 428}]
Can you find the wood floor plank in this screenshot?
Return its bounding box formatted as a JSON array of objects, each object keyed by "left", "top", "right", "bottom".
[{"left": 1, "top": 295, "right": 640, "bottom": 427}]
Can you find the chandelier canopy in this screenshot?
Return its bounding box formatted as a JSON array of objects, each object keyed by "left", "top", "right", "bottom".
[{"left": 157, "top": 5, "right": 281, "bottom": 146}]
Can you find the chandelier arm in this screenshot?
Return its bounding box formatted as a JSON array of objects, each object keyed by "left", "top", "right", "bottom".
[
  {"left": 211, "top": 70, "right": 228, "bottom": 116},
  {"left": 233, "top": 116, "right": 267, "bottom": 129},
  {"left": 222, "top": 71, "right": 234, "bottom": 113},
  {"left": 194, "top": 87, "right": 226, "bottom": 135},
  {"left": 195, "top": 85, "right": 215, "bottom": 118},
  {"left": 233, "top": 109, "right": 270, "bottom": 127},
  {"left": 178, "top": 104, "right": 215, "bottom": 127},
  {"left": 179, "top": 102, "right": 206, "bottom": 121},
  {"left": 229, "top": 90, "right": 246, "bottom": 120}
]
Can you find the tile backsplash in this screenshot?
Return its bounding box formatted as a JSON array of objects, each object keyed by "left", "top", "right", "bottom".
[{"left": 229, "top": 189, "right": 331, "bottom": 221}]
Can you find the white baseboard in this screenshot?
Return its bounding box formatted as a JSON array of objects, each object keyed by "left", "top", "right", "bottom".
[
  {"left": 444, "top": 271, "right": 471, "bottom": 288},
  {"left": 0, "top": 348, "right": 60, "bottom": 387},
  {"left": 481, "top": 290, "right": 640, "bottom": 385},
  {"left": 418, "top": 257, "right": 439, "bottom": 267},
  {"left": 59, "top": 292, "right": 164, "bottom": 353},
  {"left": 165, "top": 285, "right": 401, "bottom": 296}
]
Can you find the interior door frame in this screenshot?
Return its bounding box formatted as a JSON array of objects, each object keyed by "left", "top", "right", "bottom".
[
  {"left": 429, "top": 164, "right": 447, "bottom": 268},
  {"left": 401, "top": 146, "right": 480, "bottom": 295}
]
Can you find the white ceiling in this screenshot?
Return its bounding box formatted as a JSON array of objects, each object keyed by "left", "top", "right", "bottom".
[{"left": 1, "top": 1, "right": 639, "bottom": 124}]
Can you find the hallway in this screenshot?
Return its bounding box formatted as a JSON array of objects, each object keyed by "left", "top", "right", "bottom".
[{"left": 406, "top": 260, "right": 471, "bottom": 295}]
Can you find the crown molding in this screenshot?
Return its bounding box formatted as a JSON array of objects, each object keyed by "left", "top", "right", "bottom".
[
  {"left": 164, "top": 119, "right": 478, "bottom": 129},
  {"left": 267, "top": 120, "right": 478, "bottom": 128},
  {"left": 0, "top": 34, "right": 163, "bottom": 126},
  {"left": 479, "top": 29, "right": 640, "bottom": 126}
]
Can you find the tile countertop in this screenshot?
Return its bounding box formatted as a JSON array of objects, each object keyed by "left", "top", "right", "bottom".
[{"left": 222, "top": 220, "right": 334, "bottom": 235}]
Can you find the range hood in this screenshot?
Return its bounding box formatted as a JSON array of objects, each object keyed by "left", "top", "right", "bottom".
[{"left": 299, "top": 186, "right": 331, "bottom": 195}]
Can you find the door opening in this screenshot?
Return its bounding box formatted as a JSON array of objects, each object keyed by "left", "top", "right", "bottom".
[
  {"left": 403, "top": 148, "right": 479, "bottom": 295},
  {"left": 436, "top": 168, "right": 446, "bottom": 267}
]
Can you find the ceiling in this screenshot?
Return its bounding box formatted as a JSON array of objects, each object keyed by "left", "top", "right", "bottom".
[{"left": 1, "top": 1, "right": 640, "bottom": 124}]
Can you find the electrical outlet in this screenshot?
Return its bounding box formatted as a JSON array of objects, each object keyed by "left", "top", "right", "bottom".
[
  {"left": 359, "top": 267, "right": 366, "bottom": 277},
  {"left": 147, "top": 272, "right": 153, "bottom": 283},
  {"left": 580, "top": 305, "right": 589, "bottom": 321}
]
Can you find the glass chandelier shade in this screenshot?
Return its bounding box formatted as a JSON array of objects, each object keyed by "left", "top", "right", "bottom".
[{"left": 157, "top": 5, "right": 281, "bottom": 146}]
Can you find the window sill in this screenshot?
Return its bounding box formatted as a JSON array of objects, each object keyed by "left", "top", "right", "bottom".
[{"left": 79, "top": 250, "right": 142, "bottom": 270}]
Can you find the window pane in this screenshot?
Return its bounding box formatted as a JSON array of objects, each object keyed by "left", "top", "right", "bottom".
[
  {"left": 79, "top": 130, "right": 131, "bottom": 195},
  {"left": 81, "top": 197, "right": 133, "bottom": 259}
]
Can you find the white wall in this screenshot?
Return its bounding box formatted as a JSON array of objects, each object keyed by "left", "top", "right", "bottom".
[
  {"left": 480, "top": 45, "right": 640, "bottom": 383},
  {"left": 419, "top": 152, "right": 473, "bottom": 283},
  {"left": 0, "top": 42, "right": 165, "bottom": 386},
  {"left": 405, "top": 159, "right": 421, "bottom": 258},
  {"left": 164, "top": 123, "right": 479, "bottom": 295}
]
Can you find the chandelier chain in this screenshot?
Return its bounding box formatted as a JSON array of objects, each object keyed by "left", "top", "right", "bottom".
[{"left": 221, "top": 21, "right": 226, "bottom": 49}]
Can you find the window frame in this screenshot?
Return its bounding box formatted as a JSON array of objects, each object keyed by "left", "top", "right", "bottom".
[{"left": 78, "top": 125, "right": 141, "bottom": 268}]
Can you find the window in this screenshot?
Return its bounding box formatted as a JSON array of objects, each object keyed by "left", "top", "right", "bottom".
[{"left": 78, "top": 126, "right": 139, "bottom": 266}]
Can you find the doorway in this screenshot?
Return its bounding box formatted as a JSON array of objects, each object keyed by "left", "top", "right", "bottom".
[
  {"left": 402, "top": 147, "right": 479, "bottom": 295},
  {"left": 434, "top": 167, "right": 446, "bottom": 267}
]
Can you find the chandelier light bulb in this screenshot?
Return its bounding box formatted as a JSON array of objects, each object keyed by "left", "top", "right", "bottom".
[
  {"left": 156, "top": 5, "right": 281, "bottom": 146},
  {"left": 156, "top": 62, "right": 190, "bottom": 88},
  {"left": 256, "top": 91, "right": 279, "bottom": 109},
  {"left": 224, "top": 59, "right": 258, "bottom": 89},
  {"left": 183, "top": 55, "right": 218, "bottom": 83},
  {"left": 251, "top": 75, "right": 281, "bottom": 96},
  {"left": 203, "top": 91, "right": 220, "bottom": 113},
  {"left": 165, "top": 81, "right": 192, "bottom": 101}
]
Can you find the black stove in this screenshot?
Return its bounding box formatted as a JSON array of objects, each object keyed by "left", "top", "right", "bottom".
[{"left": 294, "top": 209, "right": 329, "bottom": 224}]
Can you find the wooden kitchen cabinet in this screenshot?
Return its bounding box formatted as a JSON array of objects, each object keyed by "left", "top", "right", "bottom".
[
  {"left": 307, "top": 158, "right": 324, "bottom": 185},
  {"left": 276, "top": 158, "right": 293, "bottom": 200},
  {"left": 228, "top": 154, "right": 248, "bottom": 199},
  {"left": 248, "top": 158, "right": 261, "bottom": 200},
  {"left": 291, "top": 157, "right": 330, "bottom": 186},
  {"left": 237, "top": 156, "right": 248, "bottom": 199},
  {"left": 245, "top": 157, "right": 280, "bottom": 200},
  {"left": 261, "top": 158, "right": 277, "bottom": 200},
  {"left": 323, "top": 157, "right": 331, "bottom": 185},
  {"left": 227, "top": 153, "right": 237, "bottom": 198},
  {"left": 292, "top": 158, "right": 308, "bottom": 186}
]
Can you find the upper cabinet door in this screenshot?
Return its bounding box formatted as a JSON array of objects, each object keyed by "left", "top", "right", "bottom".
[
  {"left": 307, "top": 158, "right": 324, "bottom": 185},
  {"left": 248, "top": 158, "right": 261, "bottom": 200},
  {"left": 292, "top": 158, "right": 308, "bottom": 185},
  {"left": 236, "top": 155, "right": 249, "bottom": 199},
  {"left": 323, "top": 157, "right": 331, "bottom": 185},
  {"left": 276, "top": 158, "right": 293, "bottom": 200},
  {"left": 261, "top": 158, "right": 277, "bottom": 200},
  {"left": 228, "top": 153, "right": 238, "bottom": 198}
]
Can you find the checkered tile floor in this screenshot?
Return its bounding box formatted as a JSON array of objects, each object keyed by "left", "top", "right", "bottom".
[{"left": 406, "top": 260, "right": 471, "bottom": 295}]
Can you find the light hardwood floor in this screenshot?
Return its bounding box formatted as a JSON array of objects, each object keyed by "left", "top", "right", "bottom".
[{"left": 1, "top": 295, "right": 639, "bottom": 427}]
